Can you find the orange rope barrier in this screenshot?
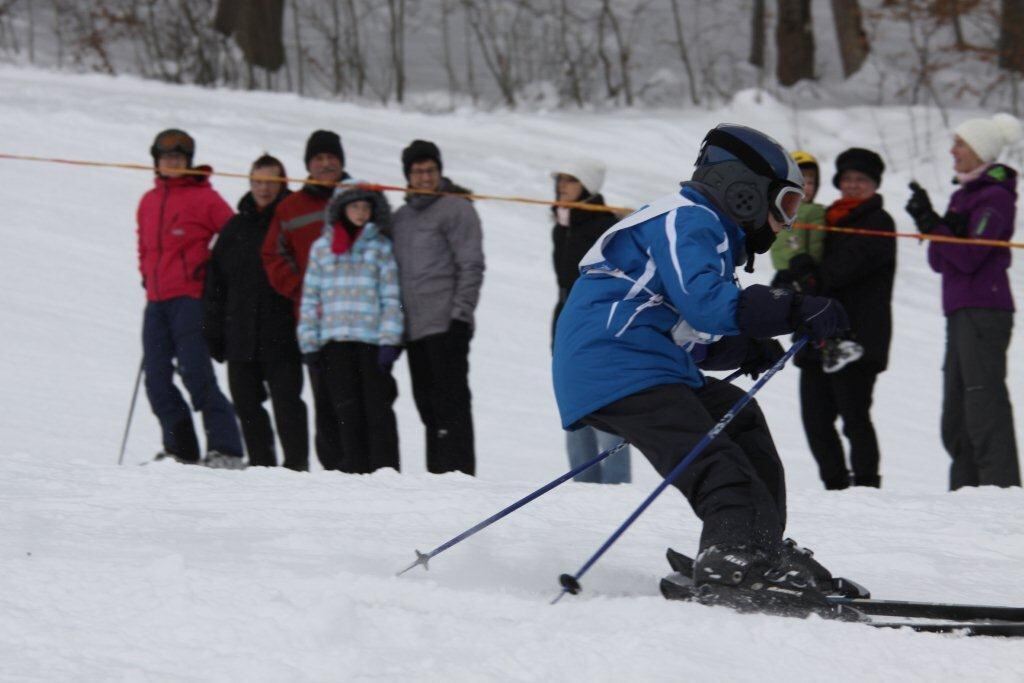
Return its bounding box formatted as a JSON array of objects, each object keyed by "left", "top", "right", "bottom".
[{"left": 1, "top": 151, "right": 1021, "bottom": 249}]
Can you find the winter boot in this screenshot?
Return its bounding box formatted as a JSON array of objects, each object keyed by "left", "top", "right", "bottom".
[
  {"left": 204, "top": 451, "right": 246, "bottom": 470},
  {"left": 692, "top": 545, "right": 844, "bottom": 619},
  {"left": 151, "top": 451, "right": 199, "bottom": 465},
  {"left": 822, "top": 339, "right": 864, "bottom": 374}
]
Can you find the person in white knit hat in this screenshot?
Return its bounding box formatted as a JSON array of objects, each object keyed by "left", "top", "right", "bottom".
[
  {"left": 549, "top": 159, "right": 632, "bottom": 484},
  {"left": 905, "top": 113, "right": 1022, "bottom": 489}
]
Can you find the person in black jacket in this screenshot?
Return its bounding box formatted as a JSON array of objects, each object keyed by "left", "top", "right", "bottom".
[
  {"left": 203, "top": 154, "right": 309, "bottom": 470},
  {"left": 551, "top": 159, "right": 632, "bottom": 483},
  {"left": 780, "top": 148, "right": 896, "bottom": 489}
]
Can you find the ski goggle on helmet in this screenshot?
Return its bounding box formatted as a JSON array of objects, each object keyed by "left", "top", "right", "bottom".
[
  {"left": 150, "top": 129, "right": 195, "bottom": 164},
  {"left": 694, "top": 124, "right": 806, "bottom": 231}
]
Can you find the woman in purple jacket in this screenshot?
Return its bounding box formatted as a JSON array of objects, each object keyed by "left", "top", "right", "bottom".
[{"left": 905, "top": 113, "right": 1022, "bottom": 489}]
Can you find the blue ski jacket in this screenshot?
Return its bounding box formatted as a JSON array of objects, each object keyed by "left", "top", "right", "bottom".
[{"left": 552, "top": 185, "right": 748, "bottom": 429}]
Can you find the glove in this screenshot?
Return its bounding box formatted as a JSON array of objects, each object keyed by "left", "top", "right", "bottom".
[
  {"left": 377, "top": 345, "right": 402, "bottom": 372},
  {"left": 449, "top": 318, "right": 473, "bottom": 341},
  {"left": 944, "top": 210, "right": 969, "bottom": 238},
  {"left": 789, "top": 294, "right": 850, "bottom": 343},
  {"left": 905, "top": 182, "right": 941, "bottom": 234},
  {"left": 302, "top": 352, "right": 320, "bottom": 367},
  {"left": 787, "top": 253, "right": 820, "bottom": 294},
  {"left": 740, "top": 338, "right": 786, "bottom": 380}
]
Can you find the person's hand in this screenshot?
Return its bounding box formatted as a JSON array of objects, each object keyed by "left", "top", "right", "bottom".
[
  {"left": 905, "top": 182, "right": 940, "bottom": 234},
  {"left": 377, "top": 345, "right": 402, "bottom": 372},
  {"left": 302, "top": 352, "right": 320, "bottom": 367},
  {"left": 740, "top": 338, "right": 786, "bottom": 380},
  {"left": 789, "top": 294, "right": 850, "bottom": 343}
]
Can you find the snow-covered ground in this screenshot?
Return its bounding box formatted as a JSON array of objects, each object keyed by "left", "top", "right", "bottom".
[{"left": 1, "top": 67, "right": 1022, "bottom": 681}]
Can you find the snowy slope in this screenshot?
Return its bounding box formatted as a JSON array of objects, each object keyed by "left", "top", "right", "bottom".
[{"left": 1, "top": 66, "right": 1023, "bottom": 681}]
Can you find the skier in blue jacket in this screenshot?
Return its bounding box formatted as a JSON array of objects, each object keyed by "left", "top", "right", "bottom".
[{"left": 553, "top": 124, "right": 851, "bottom": 611}]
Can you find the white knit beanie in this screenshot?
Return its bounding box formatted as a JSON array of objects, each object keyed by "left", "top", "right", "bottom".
[
  {"left": 551, "top": 158, "right": 606, "bottom": 195},
  {"left": 954, "top": 113, "right": 1023, "bottom": 162}
]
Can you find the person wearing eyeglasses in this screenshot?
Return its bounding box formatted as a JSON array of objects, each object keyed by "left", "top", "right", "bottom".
[
  {"left": 136, "top": 128, "right": 243, "bottom": 468},
  {"left": 390, "top": 140, "right": 485, "bottom": 476}
]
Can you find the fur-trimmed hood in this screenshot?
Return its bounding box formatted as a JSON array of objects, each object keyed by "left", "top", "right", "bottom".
[{"left": 325, "top": 181, "right": 393, "bottom": 235}]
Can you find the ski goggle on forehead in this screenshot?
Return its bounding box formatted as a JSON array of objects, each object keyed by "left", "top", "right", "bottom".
[
  {"left": 152, "top": 131, "right": 194, "bottom": 157},
  {"left": 771, "top": 185, "right": 804, "bottom": 230}
]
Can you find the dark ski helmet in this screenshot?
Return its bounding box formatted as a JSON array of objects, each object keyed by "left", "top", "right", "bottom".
[
  {"left": 691, "top": 124, "right": 805, "bottom": 254},
  {"left": 150, "top": 128, "right": 195, "bottom": 167}
]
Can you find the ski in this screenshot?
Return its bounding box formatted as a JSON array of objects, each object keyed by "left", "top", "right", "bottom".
[
  {"left": 664, "top": 547, "right": 1024, "bottom": 631},
  {"left": 660, "top": 574, "right": 1024, "bottom": 637}
]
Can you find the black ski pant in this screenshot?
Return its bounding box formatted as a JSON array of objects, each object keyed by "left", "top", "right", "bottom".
[
  {"left": 227, "top": 358, "right": 309, "bottom": 471},
  {"left": 321, "top": 341, "right": 400, "bottom": 474},
  {"left": 943, "top": 309, "right": 1020, "bottom": 489},
  {"left": 307, "top": 358, "right": 344, "bottom": 471},
  {"left": 406, "top": 328, "right": 475, "bottom": 475},
  {"left": 582, "top": 380, "right": 786, "bottom": 552},
  {"left": 800, "top": 363, "right": 881, "bottom": 488}
]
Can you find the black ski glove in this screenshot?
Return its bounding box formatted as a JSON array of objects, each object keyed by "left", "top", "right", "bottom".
[
  {"left": 905, "top": 182, "right": 941, "bottom": 234},
  {"left": 789, "top": 294, "right": 850, "bottom": 343},
  {"left": 302, "top": 352, "right": 321, "bottom": 367},
  {"left": 740, "top": 338, "right": 786, "bottom": 380},
  {"left": 787, "top": 253, "right": 820, "bottom": 295}
]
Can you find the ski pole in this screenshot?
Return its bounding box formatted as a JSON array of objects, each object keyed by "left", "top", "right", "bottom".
[
  {"left": 397, "top": 439, "right": 630, "bottom": 576},
  {"left": 553, "top": 337, "right": 808, "bottom": 604},
  {"left": 117, "top": 356, "right": 144, "bottom": 466}
]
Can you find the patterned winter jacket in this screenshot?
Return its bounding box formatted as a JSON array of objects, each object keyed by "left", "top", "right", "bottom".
[{"left": 297, "top": 197, "right": 403, "bottom": 353}]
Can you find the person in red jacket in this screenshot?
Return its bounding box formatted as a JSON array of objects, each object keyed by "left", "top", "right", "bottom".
[
  {"left": 261, "top": 130, "right": 349, "bottom": 471},
  {"left": 137, "top": 128, "right": 244, "bottom": 468}
]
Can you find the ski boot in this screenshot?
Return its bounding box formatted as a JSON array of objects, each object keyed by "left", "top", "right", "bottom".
[
  {"left": 204, "top": 451, "right": 247, "bottom": 470},
  {"left": 691, "top": 544, "right": 855, "bottom": 619},
  {"left": 822, "top": 339, "right": 864, "bottom": 374}
]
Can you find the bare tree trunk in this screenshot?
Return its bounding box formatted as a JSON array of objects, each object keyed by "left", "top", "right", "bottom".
[
  {"left": 600, "top": 0, "right": 633, "bottom": 105},
  {"left": 387, "top": 0, "right": 406, "bottom": 103},
  {"left": 27, "top": 0, "right": 35, "bottom": 63},
  {"left": 999, "top": 0, "right": 1024, "bottom": 72},
  {"left": 291, "top": 0, "right": 303, "bottom": 95},
  {"left": 832, "top": 0, "right": 870, "bottom": 78},
  {"left": 749, "top": 0, "right": 765, "bottom": 68},
  {"left": 330, "top": 0, "right": 343, "bottom": 94},
  {"left": 949, "top": 0, "right": 966, "bottom": 49},
  {"left": 776, "top": 0, "right": 814, "bottom": 86},
  {"left": 342, "top": 0, "right": 365, "bottom": 95},
  {"left": 668, "top": 0, "right": 700, "bottom": 105},
  {"left": 440, "top": 0, "right": 459, "bottom": 100},
  {"left": 462, "top": 2, "right": 477, "bottom": 104}
]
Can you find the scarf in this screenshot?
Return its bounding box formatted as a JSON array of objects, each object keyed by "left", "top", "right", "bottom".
[
  {"left": 825, "top": 196, "right": 867, "bottom": 226},
  {"left": 955, "top": 162, "right": 992, "bottom": 186},
  {"left": 330, "top": 221, "right": 363, "bottom": 255}
]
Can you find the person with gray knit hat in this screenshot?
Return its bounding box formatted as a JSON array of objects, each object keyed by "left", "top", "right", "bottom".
[
  {"left": 549, "top": 158, "right": 632, "bottom": 484},
  {"left": 391, "top": 139, "right": 485, "bottom": 476},
  {"left": 905, "top": 113, "right": 1022, "bottom": 490}
]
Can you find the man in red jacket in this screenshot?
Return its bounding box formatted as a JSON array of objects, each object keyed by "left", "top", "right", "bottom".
[
  {"left": 137, "top": 128, "right": 243, "bottom": 468},
  {"left": 261, "top": 130, "right": 348, "bottom": 470}
]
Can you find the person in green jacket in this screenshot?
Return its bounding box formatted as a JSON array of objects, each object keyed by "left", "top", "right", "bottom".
[{"left": 770, "top": 150, "right": 826, "bottom": 272}]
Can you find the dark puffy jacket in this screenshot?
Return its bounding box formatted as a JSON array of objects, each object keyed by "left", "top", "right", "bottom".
[
  {"left": 928, "top": 164, "right": 1017, "bottom": 315},
  {"left": 551, "top": 193, "right": 618, "bottom": 335},
  {"left": 203, "top": 190, "right": 301, "bottom": 363},
  {"left": 813, "top": 194, "right": 897, "bottom": 372}
]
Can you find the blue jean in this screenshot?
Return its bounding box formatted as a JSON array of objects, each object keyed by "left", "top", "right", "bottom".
[
  {"left": 566, "top": 426, "right": 631, "bottom": 483},
  {"left": 143, "top": 297, "right": 242, "bottom": 458}
]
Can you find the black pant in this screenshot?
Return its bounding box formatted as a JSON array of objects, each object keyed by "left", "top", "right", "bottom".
[
  {"left": 321, "top": 342, "right": 400, "bottom": 474},
  {"left": 800, "top": 363, "right": 881, "bottom": 488},
  {"left": 307, "top": 359, "right": 344, "bottom": 471},
  {"left": 583, "top": 380, "right": 786, "bottom": 552},
  {"left": 227, "top": 358, "right": 309, "bottom": 470},
  {"left": 943, "top": 309, "right": 1019, "bottom": 489},
  {"left": 406, "top": 327, "right": 475, "bottom": 475}
]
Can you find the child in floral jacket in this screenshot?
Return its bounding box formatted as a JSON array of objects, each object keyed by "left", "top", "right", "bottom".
[{"left": 298, "top": 182, "right": 403, "bottom": 473}]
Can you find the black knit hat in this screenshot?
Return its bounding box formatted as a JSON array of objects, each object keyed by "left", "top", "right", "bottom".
[
  {"left": 402, "top": 139, "right": 443, "bottom": 178},
  {"left": 832, "top": 147, "right": 885, "bottom": 188},
  {"left": 304, "top": 130, "right": 344, "bottom": 168}
]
